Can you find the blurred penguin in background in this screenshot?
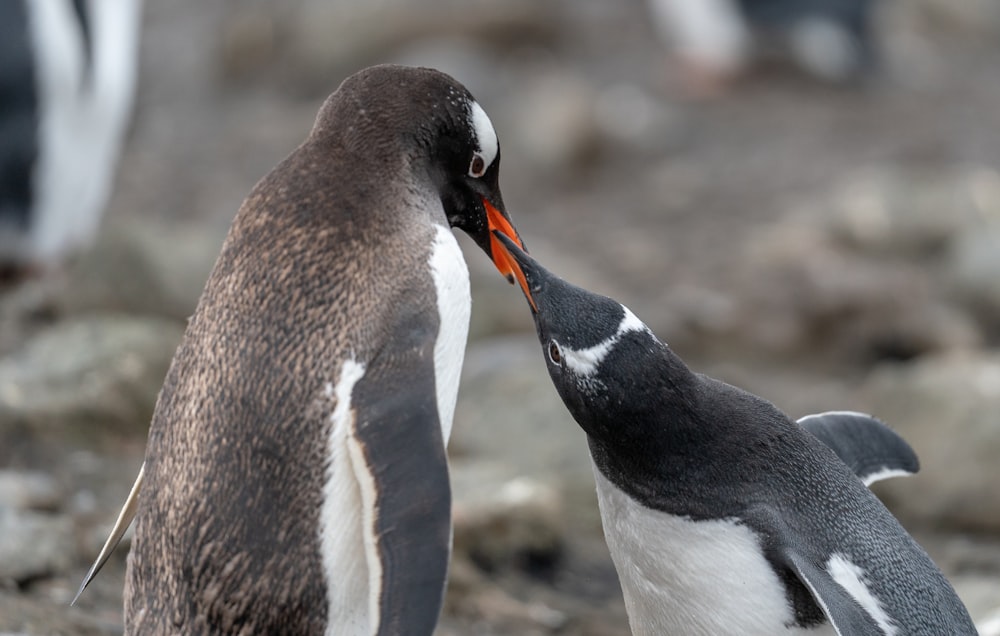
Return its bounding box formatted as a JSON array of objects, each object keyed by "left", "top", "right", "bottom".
[
  {"left": 649, "top": 0, "right": 879, "bottom": 95},
  {"left": 0, "top": 0, "right": 143, "bottom": 280}
]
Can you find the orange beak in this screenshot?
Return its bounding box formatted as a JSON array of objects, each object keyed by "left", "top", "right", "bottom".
[{"left": 484, "top": 198, "right": 536, "bottom": 311}]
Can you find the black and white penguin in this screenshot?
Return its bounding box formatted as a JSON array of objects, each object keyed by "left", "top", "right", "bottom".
[
  {"left": 0, "top": 0, "right": 142, "bottom": 275},
  {"left": 493, "top": 231, "right": 977, "bottom": 636},
  {"left": 73, "top": 65, "right": 528, "bottom": 635}
]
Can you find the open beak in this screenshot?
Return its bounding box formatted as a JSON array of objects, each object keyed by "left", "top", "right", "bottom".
[
  {"left": 491, "top": 228, "right": 537, "bottom": 312},
  {"left": 483, "top": 199, "right": 534, "bottom": 310}
]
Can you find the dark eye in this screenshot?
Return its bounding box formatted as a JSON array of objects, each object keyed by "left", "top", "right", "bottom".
[
  {"left": 548, "top": 341, "right": 561, "bottom": 365},
  {"left": 468, "top": 153, "right": 486, "bottom": 178}
]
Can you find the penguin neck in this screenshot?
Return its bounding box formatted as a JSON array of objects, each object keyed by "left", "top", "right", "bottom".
[
  {"left": 579, "top": 343, "right": 700, "bottom": 450},
  {"left": 582, "top": 348, "right": 726, "bottom": 507}
]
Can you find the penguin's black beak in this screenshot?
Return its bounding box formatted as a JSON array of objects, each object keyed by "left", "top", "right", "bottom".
[
  {"left": 492, "top": 229, "right": 539, "bottom": 312},
  {"left": 483, "top": 198, "right": 531, "bottom": 296}
]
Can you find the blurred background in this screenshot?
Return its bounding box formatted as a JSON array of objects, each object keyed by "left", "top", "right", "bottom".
[{"left": 1, "top": 0, "right": 999, "bottom": 633}]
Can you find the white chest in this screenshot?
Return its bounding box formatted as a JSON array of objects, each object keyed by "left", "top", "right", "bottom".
[
  {"left": 427, "top": 224, "right": 471, "bottom": 444},
  {"left": 592, "top": 467, "right": 835, "bottom": 636}
]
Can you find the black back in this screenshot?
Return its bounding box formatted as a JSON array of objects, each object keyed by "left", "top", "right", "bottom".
[{"left": 0, "top": 0, "right": 38, "bottom": 229}]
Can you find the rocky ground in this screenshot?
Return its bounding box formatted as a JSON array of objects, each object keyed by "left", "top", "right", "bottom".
[{"left": 2, "top": 0, "right": 1000, "bottom": 634}]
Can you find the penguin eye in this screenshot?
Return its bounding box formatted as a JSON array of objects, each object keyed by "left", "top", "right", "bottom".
[
  {"left": 548, "top": 341, "right": 562, "bottom": 366},
  {"left": 468, "top": 153, "right": 487, "bottom": 178}
]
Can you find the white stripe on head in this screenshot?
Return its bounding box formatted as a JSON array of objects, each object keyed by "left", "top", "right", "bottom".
[
  {"left": 826, "top": 553, "right": 899, "bottom": 636},
  {"left": 468, "top": 100, "right": 498, "bottom": 169},
  {"left": 562, "top": 306, "right": 648, "bottom": 376}
]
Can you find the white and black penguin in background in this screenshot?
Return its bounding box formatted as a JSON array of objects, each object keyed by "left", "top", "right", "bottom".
[
  {"left": 72, "top": 65, "right": 528, "bottom": 635},
  {"left": 648, "top": 0, "right": 878, "bottom": 92},
  {"left": 0, "top": 0, "right": 142, "bottom": 276},
  {"left": 493, "top": 231, "right": 977, "bottom": 636}
]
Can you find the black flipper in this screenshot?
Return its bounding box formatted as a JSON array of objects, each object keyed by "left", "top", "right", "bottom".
[{"left": 797, "top": 411, "right": 918, "bottom": 486}]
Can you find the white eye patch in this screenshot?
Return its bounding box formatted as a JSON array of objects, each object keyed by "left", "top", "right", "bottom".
[
  {"left": 467, "top": 100, "right": 498, "bottom": 176},
  {"left": 560, "top": 306, "right": 648, "bottom": 376}
]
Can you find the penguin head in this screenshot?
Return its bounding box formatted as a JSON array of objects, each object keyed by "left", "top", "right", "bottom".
[
  {"left": 493, "top": 231, "right": 675, "bottom": 440},
  {"left": 317, "top": 65, "right": 529, "bottom": 285}
]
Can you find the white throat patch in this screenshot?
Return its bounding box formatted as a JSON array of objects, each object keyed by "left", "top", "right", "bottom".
[
  {"left": 562, "top": 306, "right": 648, "bottom": 376},
  {"left": 468, "top": 100, "right": 498, "bottom": 169}
]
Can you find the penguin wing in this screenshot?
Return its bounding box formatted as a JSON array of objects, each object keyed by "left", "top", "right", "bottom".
[
  {"left": 797, "top": 411, "right": 919, "bottom": 486},
  {"left": 346, "top": 318, "right": 452, "bottom": 635},
  {"left": 748, "top": 505, "right": 889, "bottom": 636},
  {"left": 779, "top": 547, "right": 885, "bottom": 636}
]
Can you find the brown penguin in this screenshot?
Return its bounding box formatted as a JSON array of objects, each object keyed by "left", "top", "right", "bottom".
[{"left": 73, "top": 64, "right": 526, "bottom": 635}]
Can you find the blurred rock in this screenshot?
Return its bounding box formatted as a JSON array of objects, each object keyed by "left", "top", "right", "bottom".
[
  {"left": 593, "top": 83, "right": 681, "bottom": 155},
  {"left": 452, "top": 337, "right": 605, "bottom": 537},
  {"left": 452, "top": 462, "right": 564, "bottom": 573},
  {"left": 812, "top": 168, "right": 985, "bottom": 258},
  {"left": 953, "top": 575, "right": 1000, "bottom": 632},
  {"left": 452, "top": 337, "right": 594, "bottom": 491},
  {"left": 909, "top": 0, "right": 1000, "bottom": 36},
  {"left": 56, "top": 219, "right": 223, "bottom": 321},
  {"left": 980, "top": 606, "right": 1000, "bottom": 636},
  {"left": 443, "top": 558, "right": 569, "bottom": 636},
  {"left": 508, "top": 71, "right": 602, "bottom": 178},
  {"left": 862, "top": 351, "right": 1000, "bottom": 530},
  {"left": 0, "top": 508, "right": 74, "bottom": 583},
  {"left": 282, "top": 0, "right": 557, "bottom": 94},
  {"left": 738, "top": 188, "right": 984, "bottom": 362},
  {"left": 0, "top": 316, "right": 183, "bottom": 440},
  {"left": 0, "top": 472, "right": 62, "bottom": 513},
  {"left": 219, "top": 8, "right": 279, "bottom": 81},
  {"left": 0, "top": 591, "right": 119, "bottom": 636},
  {"left": 947, "top": 223, "right": 1000, "bottom": 335}
]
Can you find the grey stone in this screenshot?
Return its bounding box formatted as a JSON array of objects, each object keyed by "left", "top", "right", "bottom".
[
  {"left": 452, "top": 461, "right": 565, "bottom": 572},
  {"left": 442, "top": 558, "right": 569, "bottom": 636},
  {"left": 0, "top": 472, "right": 62, "bottom": 512},
  {"left": 57, "top": 219, "right": 224, "bottom": 321},
  {"left": 947, "top": 224, "right": 1000, "bottom": 330},
  {"left": 811, "top": 168, "right": 987, "bottom": 258},
  {"left": 0, "top": 591, "right": 119, "bottom": 636},
  {"left": 0, "top": 508, "right": 74, "bottom": 583},
  {"left": 0, "top": 316, "right": 183, "bottom": 438},
  {"left": 862, "top": 352, "right": 1000, "bottom": 530},
  {"left": 282, "top": 0, "right": 557, "bottom": 93},
  {"left": 505, "top": 71, "right": 602, "bottom": 177},
  {"left": 739, "top": 208, "right": 982, "bottom": 362},
  {"left": 452, "top": 337, "right": 597, "bottom": 501}
]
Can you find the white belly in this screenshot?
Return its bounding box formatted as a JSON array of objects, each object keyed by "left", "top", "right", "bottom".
[
  {"left": 592, "top": 467, "right": 835, "bottom": 636},
  {"left": 427, "top": 224, "right": 471, "bottom": 444}
]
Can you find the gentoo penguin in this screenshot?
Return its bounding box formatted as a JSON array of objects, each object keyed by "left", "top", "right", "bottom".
[
  {"left": 72, "top": 65, "right": 528, "bottom": 635},
  {"left": 648, "top": 0, "right": 878, "bottom": 91},
  {"left": 0, "top": 0, "right": 142, "bottom": 275},
  {"left": 493, "top": 232, "right": 977, "bottom": 636}
]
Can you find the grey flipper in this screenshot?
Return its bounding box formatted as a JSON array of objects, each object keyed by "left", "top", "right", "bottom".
[
  {"left": 797, "top": 411, "right": 919, "bottom": 486},
  {"left": 780, "top": 549, "right": 882, "bottom": 636},
  {"left": 748, "top": 505, "right": 888, "bottom": 636},
  {"left": 350, "top": 313, "right": 452, "bottom": 635},
  {"left": 71, "top": 462, "right": 144, "bottom": 605}
]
